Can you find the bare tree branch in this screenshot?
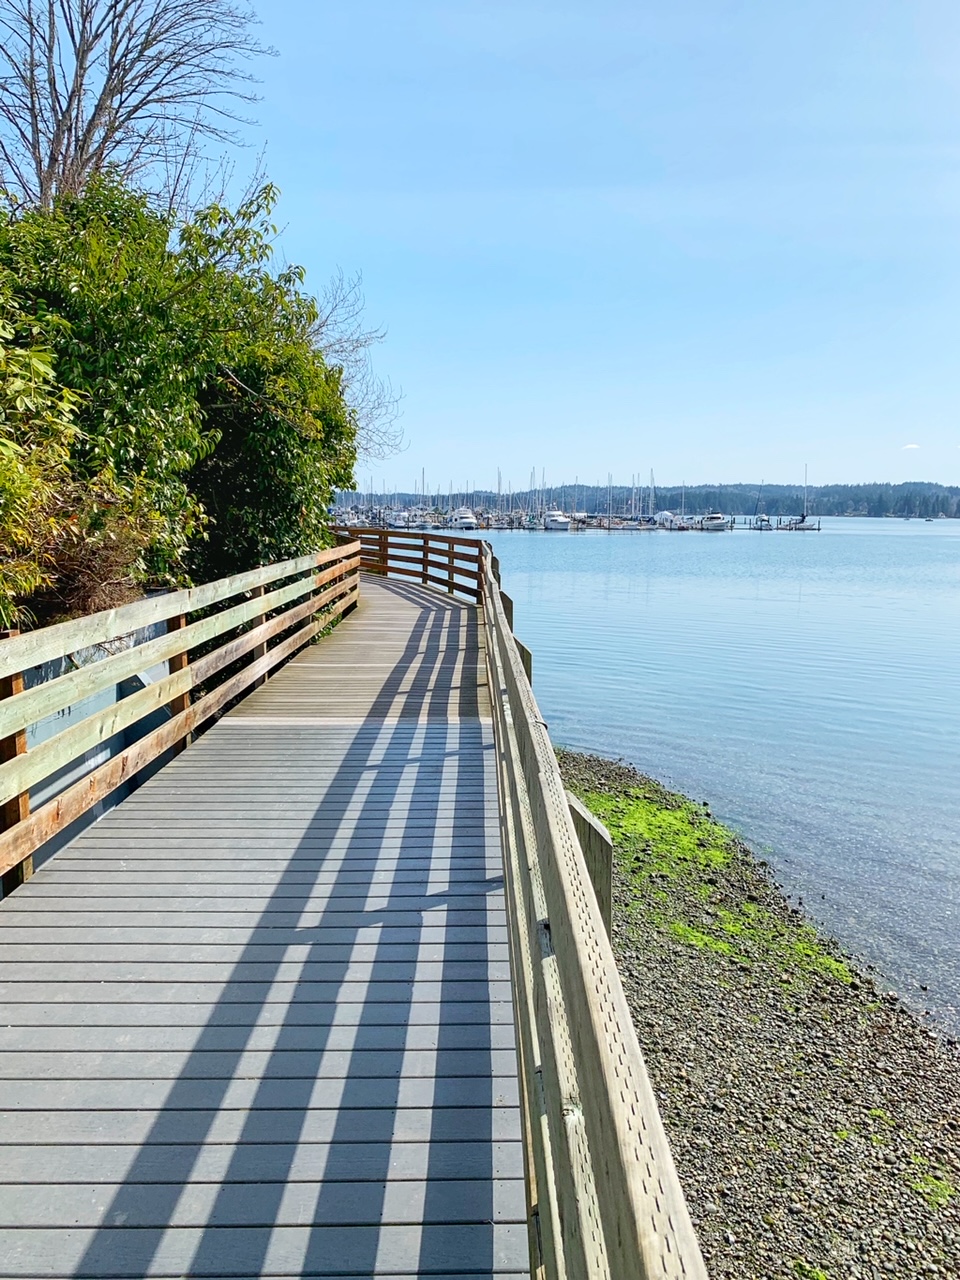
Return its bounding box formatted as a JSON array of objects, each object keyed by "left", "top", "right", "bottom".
[
  {"left": 0, "top": 0, "right": 271, "bottom": 205},
  {"left": 310, "top": 268, "right": 405, "bottom": 462}
]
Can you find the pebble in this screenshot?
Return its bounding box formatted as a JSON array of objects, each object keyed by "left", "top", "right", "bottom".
[{"left": 559, "top": 749, "right": 960, "bottom": 1280}]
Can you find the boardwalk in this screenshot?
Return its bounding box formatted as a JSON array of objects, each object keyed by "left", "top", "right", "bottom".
[{"left": 0, "top": 577, "right": 528, "bottom": 1279}]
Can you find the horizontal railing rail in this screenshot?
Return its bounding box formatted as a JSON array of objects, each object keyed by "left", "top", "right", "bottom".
[
  {"left": 481, "top": 543, "right": 707, "bottom": 1280},
  {"left": 0, "top": 541, "right": 360, "bottom": 892},
  {"left": 331, "top": 525, "right": 483, "bottom": 600}
]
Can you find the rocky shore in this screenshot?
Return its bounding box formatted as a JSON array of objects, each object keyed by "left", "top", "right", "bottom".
[{"left": 558, "top": 749, "right": 960, "bottom": 1280}]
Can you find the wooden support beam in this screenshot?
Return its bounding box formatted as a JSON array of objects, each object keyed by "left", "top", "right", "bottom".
[
  {"left": 165, "top": 613, "right": 191, "bottom": 752},
  {"left": 500, "top": 592, "right": 515, "bottom": 631},
  {"left": 0, "top": 630, "right": 31, "bottom": 895},
  {"left": 249, "top": 585, "right": 267, "bottom": 690},
  {"left": 515, "top": 638, "right": 533, "bottom": 684},
  {"left": 566, "top": 790, "right": 613, "bottom": 937}
]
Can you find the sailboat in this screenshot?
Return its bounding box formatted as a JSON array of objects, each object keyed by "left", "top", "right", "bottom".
[
  {"left": 751, "top": 481, "right": 772, "bottom": 530},
  {"left": 778, "top": 466, "right": 820, "bottom": 531}
]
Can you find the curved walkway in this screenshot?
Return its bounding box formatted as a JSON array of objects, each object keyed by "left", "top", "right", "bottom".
[{"left": 0, "top": 576, "right": 527, "bottom": 1279}]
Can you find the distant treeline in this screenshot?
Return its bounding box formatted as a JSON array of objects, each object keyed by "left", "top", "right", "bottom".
[{"left": 339, "top": 482, "right": 960, "bottom": 519}]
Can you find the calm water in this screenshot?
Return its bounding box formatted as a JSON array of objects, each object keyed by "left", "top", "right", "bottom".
[{"left": 484, "top": 519, "right": 960, "bottom": 1033}]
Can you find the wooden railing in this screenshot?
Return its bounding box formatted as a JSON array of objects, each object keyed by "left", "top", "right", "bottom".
[
  {"left": 0, "top": 541, "right": 360, "bottom": 893},
  {"left": 332, "top": 525, "right": 483, "bottom": 600},
  {"left": 481, "top": 543, "right": 707, "bottom": 1280}
]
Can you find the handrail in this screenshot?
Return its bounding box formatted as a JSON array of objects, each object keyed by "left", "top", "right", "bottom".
[
  {"left": 480, "top": 541, "right": 708, "bottom": 1280},
  {"left": 331, "top": 525, "right": 483, "bottom": 600},
  {"left": 0, "top": 541, "right": 360, "bottom": 891}
]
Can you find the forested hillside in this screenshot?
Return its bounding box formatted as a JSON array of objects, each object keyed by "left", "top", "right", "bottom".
[{"left": 352, "top": 481, "right": 960, "bottom": 519}]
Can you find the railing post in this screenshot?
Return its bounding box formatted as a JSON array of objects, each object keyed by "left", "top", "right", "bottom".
[
  {"left": 165, "top": 613, "right": 193, "bottom": 749},
  {"left": 249, "top": 585, "right": 267, "bottom": 690},
  {"left": 566, "top": 791, "right": 614, "bottom": 936},
  {"left": 515, "top": 638, "right": 533, "bottom": 684},
  {"left": 501, "top": 592, "right": 515, "bottom": 631},
  {"left": 378, "top": 529, "right": 388, "bottom": 577},
  {"left": 0, "top": 630, "right": 31, "bottom": 894},
  {"left": 422, "top": 536, "right": 429, "bottom": 588}
]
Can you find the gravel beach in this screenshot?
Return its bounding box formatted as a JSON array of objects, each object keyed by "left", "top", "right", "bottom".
[{"left": 558, "top": 749, "right": 960, "bottom": 1280}]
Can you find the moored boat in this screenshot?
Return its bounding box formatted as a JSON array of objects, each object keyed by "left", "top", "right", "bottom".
[{"left": 448, "top": 506, "right": 478, "bottom": 530}]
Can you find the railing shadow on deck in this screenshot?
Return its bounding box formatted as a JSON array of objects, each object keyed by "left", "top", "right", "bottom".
[
  {"left": 331, "top": 575, "right": 484, "bottom": 721},
  {"left": 68, "top": 582, "right": 510, "bottom": 1279}
]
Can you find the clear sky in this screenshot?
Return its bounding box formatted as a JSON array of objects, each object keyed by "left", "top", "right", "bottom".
[{"left": 243, "top": 1, "right": 960, "bottom": 491}]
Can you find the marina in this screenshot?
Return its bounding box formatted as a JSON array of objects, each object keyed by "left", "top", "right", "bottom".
[{"left": 339, "top": 504, "right": 822, "bottom": 534}]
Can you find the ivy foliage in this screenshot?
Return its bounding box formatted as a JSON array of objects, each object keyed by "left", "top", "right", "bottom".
[{"left": 0, "top": 179, "right": 357, "bottom": 624}]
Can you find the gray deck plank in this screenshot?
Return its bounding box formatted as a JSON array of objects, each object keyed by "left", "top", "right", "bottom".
[
  {"left": 9, "top": 888, "right": 504, "bottom": 907},
  {"left": 0, "top": 941, "right": 511, "bottom": 962},
  {"left": 0, "top": 980, "right": 515, "bottom": 1003},
  {"left": 0, "top": 1000, "right": 516, "bottom": 1027},
  {"left": 1, "top": 1179, "right": 526, "bottom": 1227},
  {"left": 0, "top": 1076, "right": 521, "bottom": 1111},
  {"left": 0, "top": 1106, "right": 523, "bottom": 1146},
  {"left": 0, "top": 1047, "right": 519, "bottom": 1079},
  {"left": 0, "top": 1224, "right": 528, "bottom": 1278},
  {"left": 0, "top": 1140, "right": 525, "bottom": 1182},
  {"left": 0, "top": 1023, "right": 518, "bottom": 1052},
  {"left": 0, "top": 576, "right": 526, "bottom": 1279},
  {"left": 0, "top": 927, "right": 510, "bottom": 947},
  {"left": 0, "top": 959, "right": 511, "bottom": 981}
]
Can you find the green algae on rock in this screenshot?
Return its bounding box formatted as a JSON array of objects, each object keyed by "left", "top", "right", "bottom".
[{"left": 576, "top": 781, "right": 853, "bottom": 987}]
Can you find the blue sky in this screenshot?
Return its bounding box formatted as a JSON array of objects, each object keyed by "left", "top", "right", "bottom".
[{"left": 243, "top": 1, "right": 960, "bottom": 490}]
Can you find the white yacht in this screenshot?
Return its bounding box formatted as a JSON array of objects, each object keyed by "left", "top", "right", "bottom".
[
  {"left": 449, "top": 507, "right": 478, "bottom": 531},
  {"left": 699, "top": 511, "right": 729, "bottom": 531},
  {"left": 543, "top": 508, "right": 571, "bottom": 531}
]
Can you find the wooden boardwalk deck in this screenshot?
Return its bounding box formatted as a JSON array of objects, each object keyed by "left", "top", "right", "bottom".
[{"left": 0, "top": 576, "right": 527, "bottom": 1279}]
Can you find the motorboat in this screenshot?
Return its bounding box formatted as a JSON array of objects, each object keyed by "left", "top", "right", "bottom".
[
  {"left": 656, "top": 512, "right": 691, "bottom": 531},
  {"left": 699, "top": 511, "right": 729, "bottom": 531},
  {"left": 543, "top": 508, "right": 571, "bottom": 531},
  {"left": 449, "top": 507, "right": 478, "bottom": 530}
]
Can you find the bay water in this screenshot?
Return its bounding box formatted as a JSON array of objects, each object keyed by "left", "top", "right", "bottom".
[{"left": 484, "top": 519, "right": 960, "bottom": 1034}]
